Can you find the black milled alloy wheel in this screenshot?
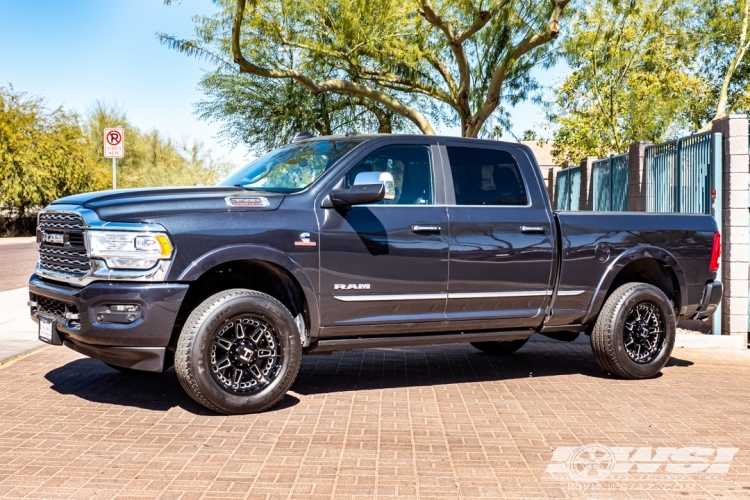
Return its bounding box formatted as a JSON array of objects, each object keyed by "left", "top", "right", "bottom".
[
  {"left": 175, "top": 289, "right": 301, "bottom": 414},
  {"left": 470, "top": 338, "right": 529, "bottom": 355},
  {"left": 591, "top": 282, "right": 676, "bottom": 379}
]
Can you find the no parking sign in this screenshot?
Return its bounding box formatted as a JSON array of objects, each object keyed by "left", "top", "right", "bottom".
[
  {"left": 104, "top": 127, "right": 124, "bottom": 189},
  {"left": 103, "top": 128, "right": 124, "bottom": 158}
]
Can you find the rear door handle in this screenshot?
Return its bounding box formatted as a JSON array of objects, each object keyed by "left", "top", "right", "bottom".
[
  {"left": 521, "top": 226, "right": 546, "bottom": 234},
  {"left": 411, "top": 225, "right": 441, "bottom": 234}
]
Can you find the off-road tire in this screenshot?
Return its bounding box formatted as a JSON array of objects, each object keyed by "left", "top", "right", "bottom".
[
  {"left": 175, "top": 289, "right": 302, "bottom": 414},
  {"left": 470, "top": 338, "right": 529, "bottom": 355},
  {"left": 591, "top": 282, "right": 676, "bottom": 379}
]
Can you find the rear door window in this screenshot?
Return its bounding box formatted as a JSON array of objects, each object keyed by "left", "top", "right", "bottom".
[{"left": 446, "top": 147, "right": 528, "bottom": 206}]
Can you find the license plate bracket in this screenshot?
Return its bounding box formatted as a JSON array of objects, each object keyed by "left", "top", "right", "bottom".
[{"left": 38, "top": 315, "right": 62, "bottom": 345}]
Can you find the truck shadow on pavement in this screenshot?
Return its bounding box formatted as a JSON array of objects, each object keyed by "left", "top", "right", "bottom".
[{"left": 44, "top": 343, "right": 693, "bottom": 414}]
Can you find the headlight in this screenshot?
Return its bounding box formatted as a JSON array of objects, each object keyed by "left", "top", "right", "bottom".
[{"left": 87, "top": 231, "right": 173, "bottom": 270}]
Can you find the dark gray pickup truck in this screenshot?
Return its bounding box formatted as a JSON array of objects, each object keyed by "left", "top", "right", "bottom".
[{"left": 29, "top": 134, "right": 722, "bottom": 414}]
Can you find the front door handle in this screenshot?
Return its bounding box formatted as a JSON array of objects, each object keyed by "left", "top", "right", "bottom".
[
  {"left": 411, "top": 224, "right": 441, "bottom": 234},
  {"left": 520, "top": 226, "right": 546, "bottom": 234}
]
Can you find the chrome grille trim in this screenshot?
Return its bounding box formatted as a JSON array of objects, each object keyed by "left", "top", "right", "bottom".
[
  {"left": 38, "top": 212, "right": 86, "bottom": 231},
  {"left": 37, "top": 211, "right": 90, "bottom": 278},
  {"left": 34, "top": 207, "right": 173, "bottom": 286}
]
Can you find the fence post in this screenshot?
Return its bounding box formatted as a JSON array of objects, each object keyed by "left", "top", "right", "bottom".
[
  {"left": 548, "top": 167, "right": 560, "bottom": 210},
  {"left": 627, "top": 141, "right": 652, "bottom": 211},
  {"left": 608, "top": 155, "right": 614, "bottom": 211},
  {"left": 676, "top": 139, "right": 683, "bottom": 212},
  {"left": 711, "top": 115, "right": 749, "bottom": 338},
  {"left": 579, "top": 157, "right": 596, "bottom": 210},
  {"left": 540, "top": 166, "right": 556, "bottom": 205}
]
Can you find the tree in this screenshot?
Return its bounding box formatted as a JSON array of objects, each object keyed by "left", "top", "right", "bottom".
[
  {"left": 195, "top": 73, "right": 413, "bottom": 153},
  {"left": 0, "top": 90, "right": 236, "bottom": 235},
  {"left": 696, "top": 0, "right": 750, "bottom": 130},
  {"left": 83, "top": 101, "right": 234, "bottom": 188},
  {"left": 549, "top": 0, "right": 750, "bottom": 165},
  {"left": 547, "top": 1, "right": 706, "bottom": 166},
  {"left": 0, "top": 86, "right": 108, "bottom": 231},
  {"left": 160, "top": 0, "right": 571, "bottom": 145}
]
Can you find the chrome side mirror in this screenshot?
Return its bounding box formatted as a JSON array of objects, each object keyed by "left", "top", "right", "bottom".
[{"left": 353, "top": 172, "right": 396, "bottom": 201}]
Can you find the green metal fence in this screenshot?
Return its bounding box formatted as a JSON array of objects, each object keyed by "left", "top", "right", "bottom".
[
  {"left": 645, "top": 132, "right": 718, "bottom": 214},
  {"left": 555, "top": 166, "right": 580, "bottom": 211},
  {"left": 592, "top": 153, "right": 629, "bottom": 211}
]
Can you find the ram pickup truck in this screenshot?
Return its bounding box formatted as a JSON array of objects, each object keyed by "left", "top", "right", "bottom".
[{"left": 29, "top": 134, "right": 723, "bottom": 414}]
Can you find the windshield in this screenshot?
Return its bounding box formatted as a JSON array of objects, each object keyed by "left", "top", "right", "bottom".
[{"left": 221, "top": 140, "right": 360, "bottom": 193}]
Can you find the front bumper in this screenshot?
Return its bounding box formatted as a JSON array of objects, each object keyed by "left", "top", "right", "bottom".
[
  {"left": 693, "top": 281, "right": 723, "bottom": 320},
  {"left": 29, "top": 274, "right": 189, "bottom": 371}
]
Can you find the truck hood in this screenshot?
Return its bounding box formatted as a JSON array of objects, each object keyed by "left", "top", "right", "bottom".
[{"left": 49, "top": 186, "right": 284, "bottom": 222}]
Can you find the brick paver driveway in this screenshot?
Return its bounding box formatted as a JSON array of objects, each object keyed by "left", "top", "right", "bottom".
[{"left": 1, "top": 342, "right": 749, "bottom": 499}]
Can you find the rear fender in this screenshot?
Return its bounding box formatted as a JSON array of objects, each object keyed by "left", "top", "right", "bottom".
[
  {"left": 176, "top": 244, "right": 320, "bottom": 338},
  {"left": 581, "top": 246, "right": 687, "bottom": 324}
]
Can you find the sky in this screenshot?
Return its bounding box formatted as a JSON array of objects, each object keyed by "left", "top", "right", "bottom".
[{"left": 0, "top": 0, "right": 562, "bottom": 167}]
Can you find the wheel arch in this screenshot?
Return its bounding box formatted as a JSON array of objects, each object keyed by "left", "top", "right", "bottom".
[
  {"left": 581, "top": 246, "right": 687, "bottom": 325},
  {"left": 171, "top": 245, "right": 319, "bottom": 346}
]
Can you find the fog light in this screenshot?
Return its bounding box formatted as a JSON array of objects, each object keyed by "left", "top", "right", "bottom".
[
  {"left": 126, "top": 314, "right": 136, "bottom": 322},
  {"left": 110, "top": 304, "right": 140, "bottom": 313},
  {"left": 96, "top": 314, "right": 103, "bottom": 321}
]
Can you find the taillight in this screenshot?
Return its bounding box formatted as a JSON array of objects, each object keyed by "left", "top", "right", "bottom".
[{"left": 709, "top": 231, "right": 721, "bottom": 272}]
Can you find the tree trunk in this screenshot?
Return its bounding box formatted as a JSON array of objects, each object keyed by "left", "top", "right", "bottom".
[{"left": 699, "top": 0, "right": 749, "bottom": 132}]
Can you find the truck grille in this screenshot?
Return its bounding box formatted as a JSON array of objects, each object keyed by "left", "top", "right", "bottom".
[
  {"left": 30, "top": 293, "right": 80, "bottom": 327},
  {"left": 35, "top": 295, "right": 70, "bottom": 317},
  {"left": 37, "top": 212, "right": 90, "bottom": 278}
]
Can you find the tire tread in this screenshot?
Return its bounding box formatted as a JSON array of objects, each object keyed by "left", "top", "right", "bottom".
[
  {"left": 175, "top": 289, "right": 301, "bottom": 414},
  {"left": 591, "top": 282, "right": 669, "bottom": 379}
]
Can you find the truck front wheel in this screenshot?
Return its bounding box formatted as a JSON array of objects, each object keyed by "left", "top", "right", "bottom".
[
  {"left": 591, "top": 282, "right": 676, "bottom": 379},
  {"left": 175, "top": 289, "right": 301, "bottom": 414}
]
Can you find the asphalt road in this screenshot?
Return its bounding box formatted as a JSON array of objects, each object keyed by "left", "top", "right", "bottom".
[{"left": 0, "top": 238, "right": 38, "bottom": 292}]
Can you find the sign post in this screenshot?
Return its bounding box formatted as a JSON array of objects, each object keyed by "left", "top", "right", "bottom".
[{"left": 103, "top": 128, "right": 124, "bottom": 189}]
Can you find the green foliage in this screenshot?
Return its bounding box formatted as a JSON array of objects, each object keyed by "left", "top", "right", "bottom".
[
  {"left": 161, "top": 0, "right": 571, "bottom": 145},
  {"left": 84, "top": 101, "right": 234, "bottom": 189},
  {"left": 548, "top": 1, "right": 705, "bottom": 166},
  {"left": 549, "top": 0, "right": 750, "bottom": 166},
  {"left": 196, "top": 73, "right": 411, "bottom": 154},
  {"left": 0, "top": 86, "right": 108, "bottom": 225},
  {"left": 0, "top": 91, "right": 235, "bottom": 235},
  {"left": 688, "top": 0, "right": 750, "bottom": 126}
]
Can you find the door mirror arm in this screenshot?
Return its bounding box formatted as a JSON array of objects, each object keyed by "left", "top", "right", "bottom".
[
  {"left": 321, "top": 171, "right": 396, "bottom": 210},
  {"left": 321, "top": 184, "right": 385, "bottom": 210}
]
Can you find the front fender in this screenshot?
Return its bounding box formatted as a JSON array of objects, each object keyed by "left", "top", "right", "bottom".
[
  {"left": 175, "top": 244, "right": 320, "bottom": 338},
  {"left": 581, "top": 245, "right": 688, "bottom": 324}
]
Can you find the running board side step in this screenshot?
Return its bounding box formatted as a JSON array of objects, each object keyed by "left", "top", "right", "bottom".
[{"left": 306, "top": 330, "right": 534, "bottom": 353}]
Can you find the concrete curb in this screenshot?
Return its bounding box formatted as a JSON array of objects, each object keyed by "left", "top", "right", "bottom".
[
  {"left": 0, "top": 344, "right": 48, "bottom": 368},
  {"left": 674, "top": 333, "right": 747, "bottom": 350},
  {"left": 0, "top": 287, "right": 44, "bottom": 363}
]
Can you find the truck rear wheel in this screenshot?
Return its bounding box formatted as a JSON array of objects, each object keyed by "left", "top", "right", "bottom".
[
  {"left": 470, "top": 338, "right": 528, "bottom": 355},
  {"left": 591, "top": 282, "right": 675, "bottom": 379},
  {"left": 175, "top": 289, "right": 301, "bottom": 414}
]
